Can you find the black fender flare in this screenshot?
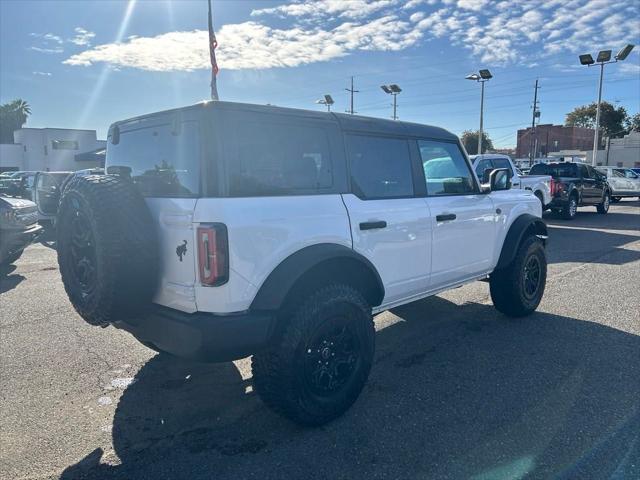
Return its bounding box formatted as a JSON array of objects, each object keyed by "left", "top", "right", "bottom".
[
  {"left": 495, "top": 214, "right": 547, "bottom": 270},
  {"left": 250, "top": 243, "right": 385, "bottom": 311}
]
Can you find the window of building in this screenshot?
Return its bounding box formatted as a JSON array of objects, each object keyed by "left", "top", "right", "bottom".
[
  {"left": 418, "top": 140, "right": 475, "bottom": 195},
  {"left": 346, "top": 135, "right": 414, "bottom": 199},
  {"left": 52, "top": 140, "right": 79, "bottom": 150},
  {"left": 228, "top": 122, "right": 333, "bottom": 197}
]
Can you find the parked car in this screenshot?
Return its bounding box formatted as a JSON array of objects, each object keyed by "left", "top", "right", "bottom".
[
  {"left": 529, "top": 162, "right": 611, "bottom": 219},
  {"left": 595, "top": 167, "right": 640, "bottom": 202},
  {"left": 470, "top": 154, "right": 552, "bottom": 207},
  {"left": 0, "top": 171, "right": 37, "bottom": 199},
  {"left": 55, "top": 101, "right": 548, "bottom": 426},
  {"left": 32, "top": 171, "right": 72, "bottom": 225},
  {"left": 0, "top": 194, "right": 42, "bottom": 267}
]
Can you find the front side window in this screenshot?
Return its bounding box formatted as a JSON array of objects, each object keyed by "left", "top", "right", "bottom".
[
  {"left": 229, "top": 122, "right": 332, "bottom": 197},
  {"left": 346, "top": 135, "right": 414, "bottom": 199},
  {"left": 418, "top": 140, "right": 476, "bottom": 195}
]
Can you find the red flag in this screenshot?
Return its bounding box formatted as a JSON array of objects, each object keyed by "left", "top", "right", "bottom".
[{"left": 208, "top": 0, "right": 219, "bottom": 100}]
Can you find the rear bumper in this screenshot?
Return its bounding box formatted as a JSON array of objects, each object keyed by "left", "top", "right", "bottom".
[
  {"left": 0, "top": 223, "right": 43, "bottom": 262},
  {"left": 113, "top": 305, "right": 275, "bottom": 362}
]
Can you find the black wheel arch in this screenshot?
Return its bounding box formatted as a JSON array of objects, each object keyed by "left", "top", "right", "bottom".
[
  {"left": 495, "top": 214, "right": 547, "bottom": 271},
  {"left": 250, "top": 243, "right": 385, "bottom": 312}
]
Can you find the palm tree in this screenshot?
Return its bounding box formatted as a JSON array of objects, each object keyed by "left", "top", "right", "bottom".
[{"left": 0, "top": 99, "right": 31, "bottom": 143}]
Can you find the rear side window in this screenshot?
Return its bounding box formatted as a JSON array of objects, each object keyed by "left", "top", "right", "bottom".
[
  {"left": 346, "top": 135, "right": 414, "bottom": 199},
  {"left": 107, "top": 121, "right": 200, "bottom": 197},
  {"left": 418, "top": 140, "right": 475, "bottom": 195},
  {"left": 491, "top": 157, "right": 511, "bottom": 170},
  {"left": 228, "top": 122, "right": 332, "bottom": 196}
]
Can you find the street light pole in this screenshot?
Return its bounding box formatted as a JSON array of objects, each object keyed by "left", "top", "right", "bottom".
[
  {"left": 578, "top": 44, "right": 635, "bottom": 166},
  {"left": 478, "top": 80, "right": 485, "bottom": 155},
  {"left": 392, "top": 92, "right": 398, "bottom": 121},
  {"left": 592, "top": 62, "right": 604, "bottom": 166},
  {"left": 465, "top": 69, "right": 492, "bottom": 155},
  {"left": 381, "top": 84, "right": 402, "bottom": 120}
]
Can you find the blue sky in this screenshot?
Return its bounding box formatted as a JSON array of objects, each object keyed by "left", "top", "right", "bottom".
[{"left": 1, "top": 0, "right": 639, "bottom": 148}]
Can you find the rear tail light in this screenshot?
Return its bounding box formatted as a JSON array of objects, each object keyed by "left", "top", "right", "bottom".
[
  {"left": 197, "top": 223, "right": 229, "bottom": 286},
  {"left": 550, "top": 178, "right": 564, "bottom": 195}
]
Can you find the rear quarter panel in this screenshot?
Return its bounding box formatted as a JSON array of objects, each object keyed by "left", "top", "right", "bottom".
[{"left": 193, "top": 195, "right": 352, "bottom": 313}]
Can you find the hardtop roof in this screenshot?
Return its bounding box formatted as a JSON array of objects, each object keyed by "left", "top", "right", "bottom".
[{"left": 110, "top": 101, "right": 458, "bottom": 142}]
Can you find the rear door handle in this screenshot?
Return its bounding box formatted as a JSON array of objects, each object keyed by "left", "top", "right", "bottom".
[
  {"left": 436, "top": 214, "right": 457, "bottom": 222},
  {"left": 359, "top": 221, "right": 387, "bottom": 231}
]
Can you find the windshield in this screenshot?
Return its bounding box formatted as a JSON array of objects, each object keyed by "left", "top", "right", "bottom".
[
  {"left": 529, "top": 163, "right": 578, "bottom": 177},
  {"left": 106, "top": 121, "right": 201, "bottom": 197}
]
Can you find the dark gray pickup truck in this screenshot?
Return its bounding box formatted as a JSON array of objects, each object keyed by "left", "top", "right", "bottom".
[{"left": 0, "top": 195, "right": 42, "bottom": 267}]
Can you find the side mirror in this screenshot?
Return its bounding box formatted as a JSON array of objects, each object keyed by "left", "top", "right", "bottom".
[{"left": 488, "top": 168, "right": 511, "bottom": 191}]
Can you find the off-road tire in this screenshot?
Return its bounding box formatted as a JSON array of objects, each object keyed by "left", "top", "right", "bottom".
[
  {"left": 252, "top": 284, "right": 375, "bottom": 426},
  {"left": 490, "top": 235, "right": 546, "bottom": 318},
  {"left": 57, "top": 175, "right": 158, "bottom": 327},
  {"left": 561, "top": 194, "right": 578, "bottom": 220},
  {"left": 596, "top": 191, "right": 610, "bottom": 214}
]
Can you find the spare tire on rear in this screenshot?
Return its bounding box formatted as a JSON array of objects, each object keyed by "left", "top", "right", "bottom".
[{"left": 57, "top": 174, "right": 158, "bottom": 326}]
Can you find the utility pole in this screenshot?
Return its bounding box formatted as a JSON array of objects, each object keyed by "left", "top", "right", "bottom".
[
  {"left": 529, "top": 79, "right": 540, "bottom": 165},
  {"left": 345, "top": 76, "right": 359, "bottom": 115}
]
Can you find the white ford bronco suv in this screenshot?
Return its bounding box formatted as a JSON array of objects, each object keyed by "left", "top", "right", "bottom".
[{"left": 56, "top": 101, "right": 547, "bottom": 426}]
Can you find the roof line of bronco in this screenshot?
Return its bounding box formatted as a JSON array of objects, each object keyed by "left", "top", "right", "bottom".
[{"left": 108, "top": 101, "right": 458, "bottom": 141}]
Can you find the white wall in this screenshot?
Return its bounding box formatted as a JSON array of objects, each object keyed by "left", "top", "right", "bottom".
[
  {"left": 585, "top": 132, "right": 640, "bottom": 168},
  {"left": 13, "top": 128, "right": 105, "bottom": 171},
  {"left": 0, "top": 143, "right": 25, "bottom": 172}
]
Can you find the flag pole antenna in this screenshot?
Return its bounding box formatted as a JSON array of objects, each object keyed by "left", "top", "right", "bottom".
[{"left": 208, "top": 0, "right": 220, "bottom": 101}]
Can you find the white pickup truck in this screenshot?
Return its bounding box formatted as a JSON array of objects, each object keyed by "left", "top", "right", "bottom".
[{"left": 470, "top": 154, "right": 552, "bottom": 208}]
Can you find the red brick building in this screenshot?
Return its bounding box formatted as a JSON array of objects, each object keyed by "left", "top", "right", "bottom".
[{"left": 516, "top": 124, "right": 595, "bottom": 157}]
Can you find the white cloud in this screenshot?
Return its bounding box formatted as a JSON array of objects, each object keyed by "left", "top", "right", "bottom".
[
  {"left": 62, "top": 0, "right": 640, "bottom": 71},
  {"left": 30, "top": 32, "right": 63, "bottom": 44},
  {"left": 64, "top": 16, "right": 423, "bottom": 71},
  {"left": 30, "top": 46, "right": 64, "bottom": 54},
  {"left": 32, "top": 71, "right": 52, "bottom": 76},
  {"left": 70, "top": 27, "right": 96, "bottom": 46},
  {"left": 456, "top": 0, "right": 489, "bottom": 11},
  {"left": 252, "top": 0, "right": 399, "bottom": 20}
]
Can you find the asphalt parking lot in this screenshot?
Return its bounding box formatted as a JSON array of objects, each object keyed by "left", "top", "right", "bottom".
[{"left": 1, "top": 200, "right": 639, "bottom": 480}]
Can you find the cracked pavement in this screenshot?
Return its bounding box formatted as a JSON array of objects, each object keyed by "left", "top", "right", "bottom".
[{"left": 1, "top": 200, "right": 639, "bottom": 480}]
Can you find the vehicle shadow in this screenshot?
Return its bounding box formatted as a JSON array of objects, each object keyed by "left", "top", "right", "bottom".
[
  {"left": 59, "top": 297, "right": 640, "bottom": 480},
  {"left": 544, "top": 210, "right": 640, "bottom": 232},
  {"left": 38, "top": 226, "right": 58, "bottom": 250},
  {"left": 0, "top": 264, "right": 25, "bottom": 294}
]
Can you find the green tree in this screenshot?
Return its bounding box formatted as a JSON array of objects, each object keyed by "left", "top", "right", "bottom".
[
  {"left": 625, "top": 112, "right": 640, "bottom": 133},
  {"left": 565, "top": 101, "right": 629, "bottom": 139},
  {"left": 0, "top": 99, "right": 31, "bottom": 143},
  {"left": 461, "top": 130, "right": 494, "bottom": 155}
]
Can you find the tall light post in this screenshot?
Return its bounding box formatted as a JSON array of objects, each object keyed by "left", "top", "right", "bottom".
[
  {"left": 579, "top": 44, "right": 634, "bottom": 166},
  {"left": 315, "top": 94, "right": 335, "bottom": 112},
  {"left": 465, "top": 69, "right": 492, "bottom": 155},
  {"left": 381, "top": 84, "right": 402, "bottom": 120}
]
